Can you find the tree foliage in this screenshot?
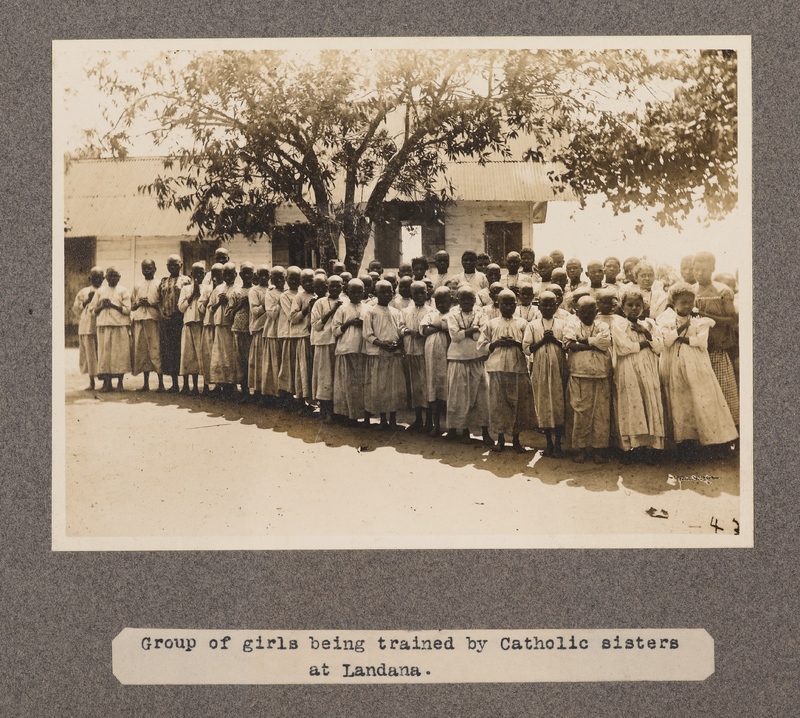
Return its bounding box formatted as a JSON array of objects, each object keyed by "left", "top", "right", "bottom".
[{"left": 82, "top": 47, "right": 739, "bottom": 269}]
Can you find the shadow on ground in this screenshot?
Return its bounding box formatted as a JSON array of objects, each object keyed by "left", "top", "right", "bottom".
[{"left": 66, "top": 382, "right": 740, "bottom": 501}]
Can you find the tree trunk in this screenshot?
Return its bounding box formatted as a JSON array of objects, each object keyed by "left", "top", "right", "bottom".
[
  {"left": 315, "top": 218, "right": 340, "bottom": 272},
  {"left": 342, "top": 215, "right": 372, "bottom": 275}
]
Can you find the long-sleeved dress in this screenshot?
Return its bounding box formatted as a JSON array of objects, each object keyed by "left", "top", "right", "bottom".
[
  {"left": 177, "top": 283, "right": 204, "bottom": 375},
  {"left": 90, "top": 284, "right": 132, "bottom": 376},
  {"left": 331, "top": 300, "right": 368, "bottom": 419},
  {"left": 72, "top": 286, "right": 99, "bottom": 376},
  {"left": 420, "top": 310, "right": 451, "bottom": 404},
  {"left": 656, "top": 309, "right": 738, "bottom": 445},
  {"left": 523, "top": 316, "right": 568, "bottom": 429},
  {"left": 611, "top": 317, "right": 665, "bottom": 450},
  {"left": 445, "top": 308, "right": 489, "bottom": 431},
  {"left": 131, "top": 278, "right": 162, "bottom": 375},
  {"left": 478, "top": 316, "right": 535, "bottom": 436},
  {"left": 363, "top": 304, "right": 406, "bottom": 414},
  {"left": 402, "top": 303, "right": 433, "bottom": 409}
]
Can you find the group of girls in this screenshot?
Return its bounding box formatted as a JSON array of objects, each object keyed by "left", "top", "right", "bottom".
[{"left": 73, "top": 246, "right": 740, "bottom": 463}]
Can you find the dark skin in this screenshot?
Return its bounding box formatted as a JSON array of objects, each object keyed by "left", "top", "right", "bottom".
[
  {"left": 622, "top": 296, "right": 653, "bottom": 349},
  {"left": 270, "top": 271, "right": 286, "bottom": 292},
  {"left": 672, "top": 294, "right": 696, "bottom": 345},
  {"left": 461, "top": 254, "right": 477, "bottom": 274},
  {"left": 692, "top": 259, "right": 736, "bottom": 327},
  {"left": 167, "top": 257, "right": 182, "bottom": 278},
  {"left": 528, "top": 298, "right": 562, "bottom": 354},
  {"left": 339, "top": 284, "right": 363, "bottom": 331},
  {"left": 411, "top": 263, "right": 427, "bottom": 282},
  {"left": 397, "top": 277, "right": 412, "bottom": 299},
  {"left": 603, "top": 259, "right": 621, "bottom": 284},
  {"left": 96, "top": 271, "right": 126, "bottom": 391},
  {"left": 447, "top": 289, "right": 492, "bottom": 446},
  {"left": 181, "top": 265, "right": 206, "bottom": 395},
  {"left": 485, "top": 266, "right": 502, "bottom": 286},
  {"left": 506, "top": 253, "right": 521, "bottom": 275},
  {"left": 537, "top": 256, "right": 554, "bottom": 283},
  {"left": 422, "top": 289, "right": 451, "bottom": 437},
  {"left": 520, "top": 250, "right": 536, "bottom": 274},
  {"left": 434, "top": 253, "right": 450, "bottom": 275},
  {"left": 489, "top": 295, "right": 523, "bottom": 353},
  {"left": 285, "top": 270, "right": 301, "bottom": 292},
  {"left": 531, "top": 293, "right": 564, "bottom": 457},
  {"left": 82, "top": 270, "right": 105, "bottom": 389},
  {"left": 586, "top": 262, "right": 604, "bottom": 289},
  {"left": 397, "top": 262, "right": 413, "bottom": 278},
  {"left": 239, "top": 266, "right": 254, "bottom": 289},
  {"left": 564, "top": 304, "right": 603, "bottom": 353},
  {"left": 320, "top": 279, "right": 343, "bottom": 326},
  {"left": 405, "top": 284, "right": 434, "bottom": 431},
  {"left": 131, "top": 261, "right": 156, "bottom": 312}
]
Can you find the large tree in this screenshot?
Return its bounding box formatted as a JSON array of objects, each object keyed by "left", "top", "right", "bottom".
[{"left": 82, "top": 47, "right": 738, "bottom": 269}]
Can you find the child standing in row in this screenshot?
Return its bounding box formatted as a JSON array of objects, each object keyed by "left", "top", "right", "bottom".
[
  {"left": 612, "top": 289, "right": 665, "bottom": 464},
  {"left": 363, "top": 280, "right": 405, "bottom": 430},
  {"left": 177, "top": 262, "right": 206, "bottom": 395},
  {"left": 657, "top": 283, "right": 738, "bottom": 449},
  {"left": 199, "top": 263, "right": 222, "bottom": 395},
  {"left": 310, "top": 274, "right": 343, "bottom": 422},
  {"left": 446, "top": 286, "right": 493, "bottom": 446},
  {"left": 131, "top": 258, "right": 163, "bottom": 392},
  {"left": 523, "top": 290, "right": 568, "bottom": 458},
  {"left": 277, "top": 266, "right": 302, "bottom": 407},
  {"left": 72, "top": 266, "right": 104, "bottom": 391},
  {"left": 332, "top": 278, "right": 367, "bottom": 424},
  {"left": 420, "top": 286, "right": 452, "bottom": 437},
  {"left": 246, "top": 265, "right": 270, "bottom": 403},
  {"left": 91, "top": 266, "right": 131, "bottom": 392},
  {"left": 479, "top": 289, "right": 534, "bottom": 453},
  {"left": 261, "top": 266, "right": 285, "bottom": 402},
  {"left": 288, "top": 268, "right": 316, "bottom": 412},
  {"left": 401, "top": 281, "right": 433, "bottom": 432},
  {"left": 563, "top": 296, "right": 612, "bottom": 464},
  {"left": 159, "top": 255, "right": 191, "bottom": 392},
  {"left": 209, "top": 262, "right": 239, "bottom": 397},
  {"left": 229, "top": 262, "right": 254, "bottom": 399}
]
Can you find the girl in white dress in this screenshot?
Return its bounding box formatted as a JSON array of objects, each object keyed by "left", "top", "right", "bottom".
[{"left": 656, "top": 283, "right": 738, "bottom": 448}]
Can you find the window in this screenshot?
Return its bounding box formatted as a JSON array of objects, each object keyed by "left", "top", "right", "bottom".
[{"left": 484, "top": 222, "right": 522, "bottom": 267}]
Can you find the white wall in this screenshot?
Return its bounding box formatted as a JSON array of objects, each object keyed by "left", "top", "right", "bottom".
[{"left": 444, "top": 201, "right": 535, "bottom": 261}]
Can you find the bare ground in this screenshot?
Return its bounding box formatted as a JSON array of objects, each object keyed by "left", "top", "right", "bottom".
[{"left": 58, "top": 349, "right": 742, "bottom": 548}]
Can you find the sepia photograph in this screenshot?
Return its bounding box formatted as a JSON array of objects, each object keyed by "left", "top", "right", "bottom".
[{"left": 53, "top": 36, "right": 752, "bottom": 550}]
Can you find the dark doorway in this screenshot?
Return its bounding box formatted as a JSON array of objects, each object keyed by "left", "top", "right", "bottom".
[
  {"left": 484, "top": 221, "right": 522, "bottom": 267},
  {"left": 271, "top": 224, "right": 317, "bottom": 268},
  {"left": 374, "top": 202, "right": 447, "bottom": 268},
  {"left": 181, "top": 239, "right": 220, "bottom": 274},
  {"left": 64, "top": 237, "right": 96, "bottom": 347}
]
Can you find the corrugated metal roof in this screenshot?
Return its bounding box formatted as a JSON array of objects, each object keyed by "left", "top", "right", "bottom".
[
  {"left": 64, "top": 157, "right": 576, "bottom": 238},
  {"left": 438, "top": 161, "right": 577, "bottom": 203}
]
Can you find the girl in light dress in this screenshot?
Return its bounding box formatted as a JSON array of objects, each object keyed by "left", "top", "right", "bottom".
[
  {"left": 656, "top": 283, "right": 738, "bottom": 449},
  {"left": 611, "top": 288, "right": 665, "bottom": 464}
]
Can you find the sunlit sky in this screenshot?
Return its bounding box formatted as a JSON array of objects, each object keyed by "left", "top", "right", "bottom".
[{"left": 55, "top": 41, "right": 749, "bottom": 277}]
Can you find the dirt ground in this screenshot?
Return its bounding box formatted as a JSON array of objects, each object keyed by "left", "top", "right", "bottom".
[{"left": 57, "top": 348, "right": 743, "bottom": 549}]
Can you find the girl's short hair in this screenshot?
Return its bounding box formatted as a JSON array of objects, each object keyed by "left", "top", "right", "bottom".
[
  {"left": 411, "top": 256, "right": 429, "bottom": 270},
  {"left": 633, "top": 260, "right": 655, "bottom": 278},
  {"left": 668, "top": 281, "right": 696, "bottom": 303},
  {"left": 621, "top": 287, "right": 644, "bottom": 305}
]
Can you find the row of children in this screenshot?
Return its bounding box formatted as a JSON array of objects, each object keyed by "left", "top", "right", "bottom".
[{"left": 72, "top": 247, "right": 740, "bottom": 460}]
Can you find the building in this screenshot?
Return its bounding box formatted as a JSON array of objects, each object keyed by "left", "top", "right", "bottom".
[{"left": 63, "top": 157, "right": 576, "bottom": 340}]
